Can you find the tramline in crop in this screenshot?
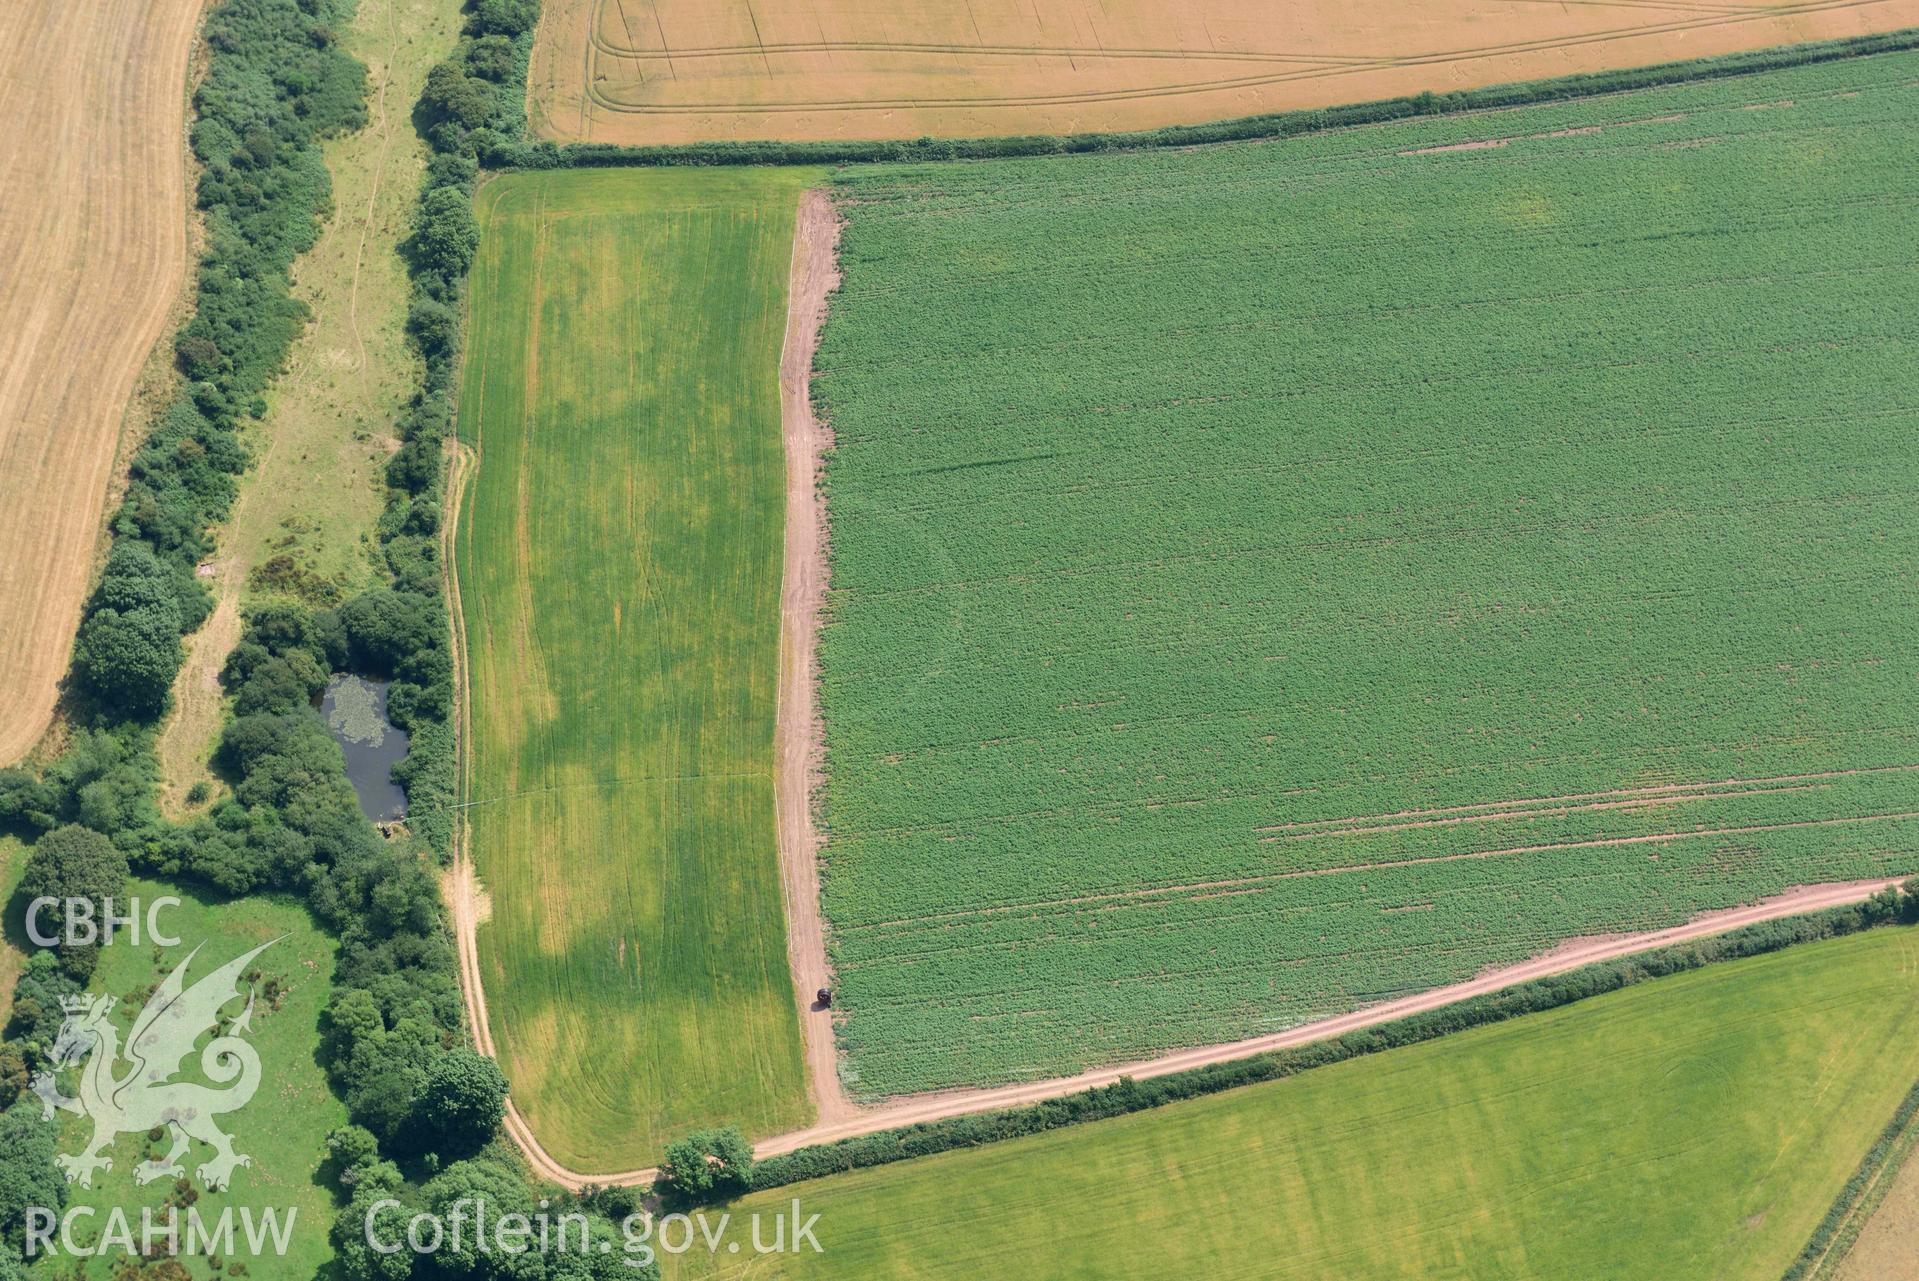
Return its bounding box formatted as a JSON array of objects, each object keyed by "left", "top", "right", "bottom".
[{"left": 810, "top": 52, "right": 1919, "bottom": 1097}]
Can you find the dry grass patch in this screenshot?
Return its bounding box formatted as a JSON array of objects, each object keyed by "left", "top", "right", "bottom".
[{"left": 455, "top": 168, "right": 822, "bottom": 1172}]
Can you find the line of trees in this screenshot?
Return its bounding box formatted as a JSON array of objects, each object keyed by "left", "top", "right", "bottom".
[
  {"left": 733, "top": 886, "right": 1919, "bottom": 1197},
  {"left": 72, "top": 0, "right": 367, "bottom": 721},
  {"left": 0, "top": 0, "right": 560, "bottom": 1275},
  {"left": 478, "top": 27, "right": 1919, "bottom": 172}
]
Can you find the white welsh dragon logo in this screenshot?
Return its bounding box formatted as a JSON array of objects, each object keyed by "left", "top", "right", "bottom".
[{"left": 31, "top": 938, "right": 282, "bottom": 1191}]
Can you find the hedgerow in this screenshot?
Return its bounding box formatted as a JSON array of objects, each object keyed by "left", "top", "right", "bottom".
[
  {"left": 5, "top": 7, "right": 1918, "bottom": 1272},
  {"left": 482, "top": 27, "right": 1919, "bottom": 171},
  {"left": 747, "top": 889, "right": 1919, "bottom": 1193},
  {"left": 1781, "top": 1073, "right": 1919, "bottom": 1279},
  {"left": 74, "top": 0, "right": 367, "bottom": 721}
]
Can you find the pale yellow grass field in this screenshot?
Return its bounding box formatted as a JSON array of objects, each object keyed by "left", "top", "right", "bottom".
[
  {"left": 0, "top": 0, "right": 205, "bottom": 764},
  {"left": 530, "top": 0, "right": 1919, "bottom": 145}
]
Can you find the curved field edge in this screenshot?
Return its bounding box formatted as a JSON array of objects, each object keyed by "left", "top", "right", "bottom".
[
  {"left": 525, "top": 0, "right": 1919, "bottom": 146},
  {"left": 670, "top": 927, "right": 1919, "bottom": 1280},
  {"left": 0, "top": 0, "right": 205, "bottom": 765},
  {"left": 496, "top": 26, "right": 1919, "bottom": 165},
  {"left": 451, "top": 166, "right": 820, "bottom": 1172},
  {"left": 806, "top": 50, "right": 1919, "bottom": 1096}
]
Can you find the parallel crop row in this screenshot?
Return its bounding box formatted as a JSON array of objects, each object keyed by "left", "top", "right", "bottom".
[{"left": 811, "top": 53, "right": 1919, "bottom": 1097}]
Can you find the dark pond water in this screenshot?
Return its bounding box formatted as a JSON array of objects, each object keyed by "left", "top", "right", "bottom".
[{"left": 320, "top": 675, "right": 409, "bottom": 822}]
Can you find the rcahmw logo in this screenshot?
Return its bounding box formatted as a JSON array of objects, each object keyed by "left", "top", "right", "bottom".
[
  {"left": 24, "top": 936, "right": 300, "bottom": 1262},
  {"left": 25, "top": 894, "right": 181, "bottom": 948},
  {"left": 27, "top": 1205, "right": 297, "bottom": 1263},
  {"left": 34, "top": 937, "right": 279, "bottom": 1189}
]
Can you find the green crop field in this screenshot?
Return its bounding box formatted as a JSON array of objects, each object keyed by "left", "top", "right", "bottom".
[
  {"left": 675, "top": 927, "right": 1919, "bottom": 1281},
  {"left": 456, "top": 167, "right": 821, "bottom": 1171},
  {"left": 37, "top": 878, "right": 345, "bottom": 1280},
  {"left": 811, "top": 53, "right": 1919, "bottom": 1096}
]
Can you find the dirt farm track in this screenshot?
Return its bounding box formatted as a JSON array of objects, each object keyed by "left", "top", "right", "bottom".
[
  {"left": 529, "top": 0, "right": 1919, "bottom": 145},
  {"left": 0, "top": 0, "right": 205, "bottom": 763}
]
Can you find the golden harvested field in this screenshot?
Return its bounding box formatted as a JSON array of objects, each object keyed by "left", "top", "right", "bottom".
[
  {"left": 529, "top": 0, "right": 1919, "bottom": 144},
  {"left": 0, "top": 0, "right": 205, "bottom": 764}
]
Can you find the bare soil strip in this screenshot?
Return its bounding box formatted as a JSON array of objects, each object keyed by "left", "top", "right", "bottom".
[
  {"left": 485, "top": 874, "right": 1905, "bottom": 1189},
  {"left": 0, "top": 0, "right": 207, "bottom": 763},
  {"left": 530, "top": 0, "right": 1919, "bottom": 145},
  {"left": 443, "top": 189, "right": 1918, "bottom": 1191},
  {"left": 775, "top": 189, "right": 853, "bottom": 1126}
]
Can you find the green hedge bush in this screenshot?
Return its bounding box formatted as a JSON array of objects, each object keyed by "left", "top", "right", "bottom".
[{"left": 747, "top": 890, "right": 1919, "bottom": 1193}]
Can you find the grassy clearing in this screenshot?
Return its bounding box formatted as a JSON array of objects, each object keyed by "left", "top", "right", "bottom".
[
  {"left": 456, "top": 167, "right": 822, "bottom": 1171},
  {"left": 675, "top": 927, "right": 1919, "bottom": 1280},
  {"left": 38, "top": 877, "right": 346, "bottom": 1279},
  {"left": 156, "top": 0, "right": 466, "bottom": 814},
  {"left": 810, "top": 52, "right": 1919, "bottom": 1096}
]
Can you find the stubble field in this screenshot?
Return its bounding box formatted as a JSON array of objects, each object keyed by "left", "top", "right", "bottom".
[
  {"left": 810, "top": 53, "right": 1919, "bottom": 1097},
  {"left": 0, "top": 0, "right": 205, "bottom": 765},
  {"left": 455, "top": 167, "right": 820, "bottom": 1171},
  {"left": 528, "top": 0, "right": 1919, "bottom": 144},
  {"left": 674, "top": 928, "right": 1919, "bottom": 1280}
]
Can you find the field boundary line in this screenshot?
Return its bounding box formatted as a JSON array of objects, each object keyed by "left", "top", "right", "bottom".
[
  {"left": 481, "top": 875, "right": 1903, "bottom": 1188},
  {"left": 513, "top": 26, "right": 1919, "bottom": 163},
  {"left": 774, "top": 187, "right": 851, "bottom": 1127},
  {"left": 582, "top": 0, "right": 1899, "bottom": 117},
  {"left": 1256, "top": 763, "right": 1919, "bottom": 833},
  {"left": 442, "top": 434, "right": 554, "bottom": 1178}
]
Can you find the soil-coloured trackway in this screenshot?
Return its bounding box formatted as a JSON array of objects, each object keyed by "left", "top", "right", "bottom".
[
  {"left": 774, "top": 189, "right": 855, "bottom": 1127},
  {"left": 489, "top": 874, "right": 1906, "bottom": 1189},
  {"left": 0, "top": 0, "right": 207, "bottom": 764},
  {"left": 441, "top": 187, "right": 1912, "bottom": 1191}
]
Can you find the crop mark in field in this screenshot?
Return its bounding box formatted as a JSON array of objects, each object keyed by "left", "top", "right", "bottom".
[
  {"left": 837, "top": 808, "right": 1919, "bottom": 935},
  {"left": 1257, "top": 763, "right": 1919, "bottom": 837},
  {"left": 583, "top": 0, "right": 1901, "bottom": 116},
  {"left": 589, "top": 32, "right": 1380, "bottom": 63},
  {"left": 1261, "top": 784, "right": 1824, "bottom": 840}
]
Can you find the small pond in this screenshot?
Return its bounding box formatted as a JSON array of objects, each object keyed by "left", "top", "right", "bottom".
[{"left": 320, "top": 675, "right": 409, "bottom": 822}]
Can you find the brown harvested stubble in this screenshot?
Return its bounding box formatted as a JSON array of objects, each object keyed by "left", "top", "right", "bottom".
[
  {"left": 0, "top": 0, "right": 206, "bottom": 763},
  {"left": 529, "top": 0, "right": 1919, "bottom": 145}
]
